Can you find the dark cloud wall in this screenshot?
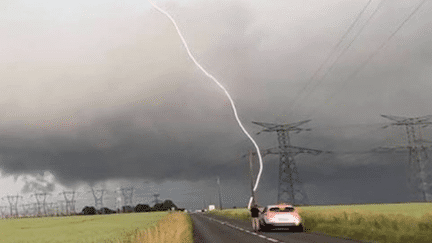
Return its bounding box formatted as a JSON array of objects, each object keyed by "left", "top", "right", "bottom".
[{"left": 1, "top": 0, "right": 431, "bottom": 207}]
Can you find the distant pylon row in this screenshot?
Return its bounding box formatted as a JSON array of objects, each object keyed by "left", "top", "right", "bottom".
[
  {"left": 1, "top": 191, "right": 76, "bottom": 217},
  {"left": 0, "top": 185, "right": 137, "bottom": 218}
]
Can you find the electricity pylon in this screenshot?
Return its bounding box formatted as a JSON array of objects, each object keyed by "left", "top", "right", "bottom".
[
  {"left": 380, "top": 114, "right": 432, "bottom": 202},
  {"left": 115, "top": 196, "right": 122, "bottom": 213},
  {"left": 247, "top": 120, "right": 332, "bottom": 205},
  {"left": 153, "top": 193, "right": 161, "bottom": 205},
  {"left": 2, "top": 194, "right": 22, "bottom": 217},
  {"left": 30, "top": 192, "right": 51, "bottom": 216},
  {"left": 0, "top": 205, "right": 7, "bottom": 218},
  {"left": 87, "top": 187, "right": 108, "bottom": 214},
  {"left": 115, "top": 187, "right": 133, "bottom": 211},
  {"left": 58, "top": 191, "right": 77, "bottom": 215}
]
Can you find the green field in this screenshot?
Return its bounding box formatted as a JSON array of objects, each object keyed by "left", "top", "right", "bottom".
[
  {"left": 0, "top": 212, "right": 168, "bottom": 243},
  {"left": 207, "top": 203, "right": 432, "bottom": 243},
  {"left": 301, "top": 202, "right": 432, "bottom": 219}
]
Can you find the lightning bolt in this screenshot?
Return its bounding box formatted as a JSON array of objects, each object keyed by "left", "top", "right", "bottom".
[{"left": 147, "top": 0, "right": 263, "bottom": 209}]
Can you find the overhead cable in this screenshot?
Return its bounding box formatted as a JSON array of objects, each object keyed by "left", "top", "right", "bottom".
[
  {"left": 304, "top": 0, "right": 429, "bottom": 119},
  {"left": 287, "top": 0, "right": 373, "bottom": 117},
  {"left": 294, "top": 0, "right": 388, "bottom": 115}
]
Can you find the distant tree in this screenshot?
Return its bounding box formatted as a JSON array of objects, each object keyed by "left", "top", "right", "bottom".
[
  {"left": 135, "top": 204, "right": 151, "bottom": 212},
  {"left": 162, "top": 200, "right": 178, "bottom": 211},
  {"left": 107, "top": 208, "right": 117, "bottom": 214},
  {"left": 152, "top": 203, "right": 163, "bottom": 211},
  {"left": 82, "top": 206, "right": 97, "bottom": 215},
  {"left": 96, "top": 207, "right": 116, "bottom": 214}
]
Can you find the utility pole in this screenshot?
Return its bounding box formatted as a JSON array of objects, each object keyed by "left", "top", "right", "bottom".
[
  {"left": 217, "top": 176, "right": 223, "bottom": 210},
  {"left": 245, "top": 120, "right": 331, "bottom": 205},
  {"left": 379, "top": 114, "right": 432, "bottom": 202}
]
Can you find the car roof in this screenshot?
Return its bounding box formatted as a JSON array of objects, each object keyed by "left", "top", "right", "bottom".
[{"left": 266, "top": 204, "right": 294, "bottom": 208}]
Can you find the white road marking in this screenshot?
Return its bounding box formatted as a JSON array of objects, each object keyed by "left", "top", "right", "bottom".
[
  {"left": 203, "top": 215, "right": 284, "bottom": 242},
  {"left": 268, "top": 238, "right": 279, "bottom": 242}
]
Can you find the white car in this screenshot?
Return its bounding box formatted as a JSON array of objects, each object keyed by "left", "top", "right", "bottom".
[{"left": 258, "top": 204, "right": 304, "bottom": 232}]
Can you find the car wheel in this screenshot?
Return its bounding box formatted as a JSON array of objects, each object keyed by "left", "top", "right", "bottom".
[{"left": 293, "top": 224, "right": 304, "bottom": 232}]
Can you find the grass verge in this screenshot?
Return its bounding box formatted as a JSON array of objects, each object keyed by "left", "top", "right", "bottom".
[{"left": 128, "top": 211, "right": 193, "bottom": 243}]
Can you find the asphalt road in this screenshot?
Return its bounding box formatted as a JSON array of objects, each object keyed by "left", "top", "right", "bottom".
[{"left": 190, "top": 212, "right": 376, "bottom": 243}]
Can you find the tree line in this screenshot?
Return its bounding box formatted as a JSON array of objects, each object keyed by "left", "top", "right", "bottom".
[{"left": 80, "top": 199, "right": 185, "bottom": 215}]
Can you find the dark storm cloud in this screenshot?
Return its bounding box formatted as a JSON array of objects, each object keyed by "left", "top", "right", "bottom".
[
  {"left": 0, "top": 0, "right": 264, "bottom": 191},
  {"left": 0, "top": 97, "right": 251, "bottom": 189},
  {"left": 1, "top": 0, "right": 431, "bottom": 206}
]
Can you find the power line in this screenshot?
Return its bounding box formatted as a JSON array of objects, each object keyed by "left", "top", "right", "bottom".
[
  {"left": 287, "top": 0, "right": 373, "bottom": 116},
  {"left": 290, "top": 0, "right": 388, "bottom": 115},
  {"left": 304, "top": 0, "right": 428, "bottom": 119}
]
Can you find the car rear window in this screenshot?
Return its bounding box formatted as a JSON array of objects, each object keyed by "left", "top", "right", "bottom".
[{"left": 269, "top": 207, "right": 295, "bottom": 212}]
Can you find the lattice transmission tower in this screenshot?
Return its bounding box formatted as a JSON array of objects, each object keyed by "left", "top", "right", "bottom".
[
  {"left": 247, "top": 120, "right": 332, "bottom": 205},
  {"left": 87, "top": 187, "right": 109, "bottom": 213},
  {"left": 153, "top": 194, "right": 161, "bottom": 205},
  {"left": 379, "top": 114, "right": 432, "bottom": 202},
  {"left": 58, "top": 191, "right": 77, "bottom": 215},
  {"left": 0, "top": 205, "right": 7, "bottom": 218},
  {"left": 117, "top": 186, "right": 134, "bottom": 208},
  {"left": 2, "top": 194, "right": 22, "bottom": 217},
  {"left": 115, "top": 196, "right": 122, "bottom": 213},
  {"left": 30, "top": 192, "right": 51, "bottom": 216}
]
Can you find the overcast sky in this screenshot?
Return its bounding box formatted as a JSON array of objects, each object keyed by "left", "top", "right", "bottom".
[{"left": 1, "top": 0, "right": 432, "bottom": 214}]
